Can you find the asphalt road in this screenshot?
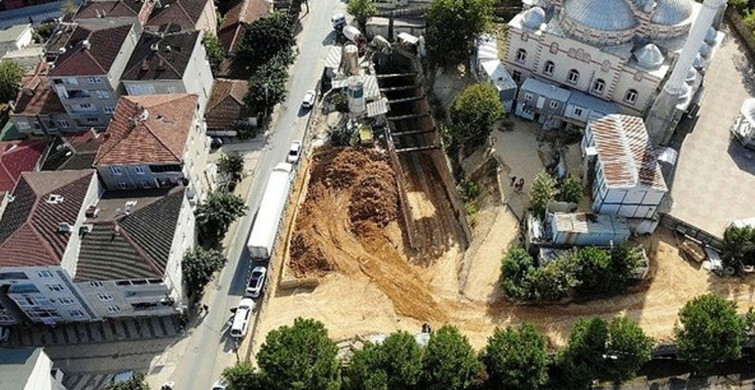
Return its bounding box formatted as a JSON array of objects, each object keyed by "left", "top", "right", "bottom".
[
  {"left": 166, "top": 0, "right": 345, "bottom": 388},
  {"left": 0, "top": 0, "right": 73, "bottom": 28}
]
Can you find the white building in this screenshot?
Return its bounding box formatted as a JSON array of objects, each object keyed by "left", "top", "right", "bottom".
[
  {"left": 582, "top": 114, "right": 667, "bottom": 222},
  {"left": 475, "top": 34, "right": 517, "bottom": 112},
  {"left": 0, "top": 23, "right": 33, "bottom": 57},
  {"left": 0, "top": 348, "right": 67, "bottom": 390}
]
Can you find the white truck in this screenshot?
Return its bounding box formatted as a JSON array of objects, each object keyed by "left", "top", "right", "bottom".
[{"left": 247, "top": 162, "right": 294, "bottom": 260}]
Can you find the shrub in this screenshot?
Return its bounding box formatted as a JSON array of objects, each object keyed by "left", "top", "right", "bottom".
[
  {"left": 529, "top": 171, "right": 557, "bottom": 219},
  {"left": 722, "top": 224, "right": 755, "bottom": 270},
  {"left": 560, "top": 175, "right": 583, "bottom": 204},
  {"left": 501, "top": 248, "right": 535, "bottom": 299},
  {"left": 520, "top": 256, "right": 577, "bottom": 302}
]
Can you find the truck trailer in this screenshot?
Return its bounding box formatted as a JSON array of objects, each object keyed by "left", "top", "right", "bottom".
[{"left": 247, "top": 162, "right": 294, "bottom": 259}]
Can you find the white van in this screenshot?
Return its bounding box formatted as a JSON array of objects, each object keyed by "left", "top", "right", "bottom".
[{"left": 230, "top": 298, "right": 255, "bottom": 339}]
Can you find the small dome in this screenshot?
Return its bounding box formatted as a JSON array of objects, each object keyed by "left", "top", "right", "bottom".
[
  {"left": 562, "top": 0, "right": 637, "bottom": 31},
  {"left": 742, "top": 98, "right": 755, "bottom": 125},
  {"left": 705, "top": 27, "right": 717, "bottom": 45},
  {"left": 522, "top": 7, "right": 546, "bottom": 30},
  {"left": 699, "top": 42, "right": 712, "bottom": 58},
  {"left": 685, "top": 67, "right": 698, "bottom": 83},
  {"left": 693, "top": 53, "right": 708, "bottom": 70},
  {"left": 651, "top": 0, "right": 692, "bottom": 25},
  {"left": 634, "top": 43, "right": 665, "bottom": 69}
]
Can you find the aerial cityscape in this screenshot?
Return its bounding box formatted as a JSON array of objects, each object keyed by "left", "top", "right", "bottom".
[{"left": 0, "top": 0, "right": 754, "bottom": 388}]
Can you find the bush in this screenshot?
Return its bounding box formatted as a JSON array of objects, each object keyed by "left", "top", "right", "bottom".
[
  {"left": 730, "top": 0, "right": 750, "bottom": 13},
  {"left": 722, "top": 224, "right": 755, "bottom": 270},
  {"left": 529, "top": 171, "right": 557, "bottom": 219},
  {"left": 449, "top": 83, "right": 505, "bottom": 151},
  {"left": 501, "top": 248, "right": 534, "bottom": 299},
  {"left": 520, "top": 256, "right": 577, "bottom": 302},
  {"left": 182, "top": 247, "right": 227, "bottom": 299},
  {"left": 560, "top": 175, "right": 583, "bottom": 204}
]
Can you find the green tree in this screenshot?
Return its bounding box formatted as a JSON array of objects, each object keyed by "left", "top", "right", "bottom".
[
  {"left": 557, "top": 318, "right": 608, "bottom": 390},
  {"left": 520, "top": 256, "right": 577, "bottom": 302},
  {"left": 182, "top": 247, "right": 226, "bottom": 299},
  {"left": 449, "top": 82, "right": 505, "bottom": 150},
  {"left": 202, "top": 33, "right": 226, "bottom": 75},
  {"left": 195, "top": 191, "right": 247, "bottom": 246},
  {"left": 560, "top": 175, "right": 583, "bottom": 204},
  {"left": 0, "top": 61, "right": 23, "bottom": 104},
  {"left": 676, "top": 294, "right": 746, "bottom": 371},
  {"left": 722, "top": 224, "right": 755, "bottom": 269},
  {"left": 501, "top": 248, "right": 534, "bottom": 299},
  {"left": 605, "top": 316, "right": 654, "bottom": 383},
  {"left": 529, "top": 171, "right": 557, "bottom": 219},
  {"left": 237, "top": 12, "right": 295, "bottom": 70},
  {"left": 574, "top": 247, "right": 613, "bottom": 296},
  {"left": 222, "top": 361, "right": 264, "bottom": 390},
  {"left": 347, "top": 0, "right": 377, "bottom": 32},
  {"left": 425, "top": 0, "right": 493, "bottom": 67},
  {"left": 256, "top": 318, "right": 340, "bottom": 390},
  {"left": 61, "top": 0, "right": 78, "bottom": 15},
  {"left": 344, "top": 331, "right": 424, "bottom": 390},
  {"left": 244, "top": 52, "right": 291, "bottom": 115},
  {"left": 104, "top": 374, "right": 150, "bottom": 390},
  {"left": 33, "top": 22, "right": 56, "bottom": 44},
  {"left": 218, "top": 152, "right": 245, "bottom": 190},
  {"left": 481, "top": 324, "right": 548, "bottom": 390},
  {"left": 422, "top": 325, "right": 485, "bottom": 390}
]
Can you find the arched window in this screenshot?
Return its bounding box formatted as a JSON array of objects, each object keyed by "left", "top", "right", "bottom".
[
  {"left": 515, "top": 48, "right": 527, "bottom": 63},
  {"left": 625, "top": 89, "right": 638, "bottom": 104},
  {"left": 543, "top": 60, "right": 555, "bottom": 75},
  {"left": 592, "top": 78, "right": 606, "bottom": 94},
  {"left": 567, "top": 69, "right": 580, "bottom": 84}
]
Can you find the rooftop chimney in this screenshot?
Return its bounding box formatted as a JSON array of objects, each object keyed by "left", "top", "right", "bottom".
[{"left": 81, "top": 40, "right": 91, "bottom": 50}]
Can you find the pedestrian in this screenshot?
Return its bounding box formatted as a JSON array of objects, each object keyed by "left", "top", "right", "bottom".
[
  {"left": 203, "top": 304, "right": 209, "bottom": 314},
  {"left": 510, "top": 176, "right": 517, "bottom": 187},
  {"left": 516, "top": 178, "right": 525, "bottom": 191}
]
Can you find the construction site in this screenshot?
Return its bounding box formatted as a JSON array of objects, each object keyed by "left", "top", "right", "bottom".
[{"left": 252, "top": 37, "right": 755, "bottom": 354}]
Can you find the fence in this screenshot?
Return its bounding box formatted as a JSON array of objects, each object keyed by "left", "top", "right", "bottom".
[{"left": 659, "top": 213, "right": 723, "bottom": 249}]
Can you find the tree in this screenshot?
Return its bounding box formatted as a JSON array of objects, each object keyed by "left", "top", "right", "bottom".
[
  {"left": 425, "top": 0, "right": 493, "bottom": 67},
  {"left": 501, "top": 248, "right": 534, "bottom": 299},
  {"left": 222, "top": 361, "right": 264, "bottom": 390},
  {"left": 244, "top": 52, "right": 291, "bottom": 115},
  {"left": 573, "top": 247, "right": 613, "bottom": 297},
  {"left": 104, "top": 374, "right": 150, "bottom": 390},
  {"left": 218, "top": 152, "right": 245, "bottom": 190},
  {"left": 195, "top": 191, "right": 247, "bottom": 246},
  {"left": 237, "top": 12, "right": 295, "bottom": 70},
  {"left": 347, "top": 0, "right": 376, "bottom": 32},
  {"left": 33, "top": 21, "right": 56, "bottom": 44},
  {"left": 556, "top": 318, "right": 608, "bottom": 390},
  {"left": 519, "top": 256, "right": 577, "bottom": 302},
  {"left": 182, "top": 247, "right": 226, "bottom": 299},
  {"left": 605, "top": 316, "right": 654, "bottom": 383},
  {"left": 61, "top": 0, "right": 78, "bottom": 15},
  {"left": 529, "top": 171, "right": 557, "bottom": 219},
  {"left": 0, "top": 61, "right": 23, "bottom": 104},
  {"left": 422, "top": 325, "right": 485, "bottom": 390},
  {"left": 344, "top": 331, "right": 424, "bottom": 390},
  {"left": 256, "top": 318, "right": 340, "bottom": 390},
  {"left": 560, "top": 175, "right": 583, "bottom": 204},
  {"left": 202, "top": 33, "right": 226, "bottom": 75},
  {"left": 722, "top": 224, "right": 755, "bottom": 270},
  {"left": 675, "top": 294, "right": 746, "bottom": 371},
  {"left": 449, "top": 82, "right": 505, "bottom": 150},
  {"left": 481, "top": 324, "right": 548, "bottom": 390}
]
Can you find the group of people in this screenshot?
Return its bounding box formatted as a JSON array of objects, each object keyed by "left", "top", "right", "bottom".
[{"left": 510, "top": 176, "right": 525, "bottom": 192}]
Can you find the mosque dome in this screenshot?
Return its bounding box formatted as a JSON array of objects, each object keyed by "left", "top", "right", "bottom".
[
  {"left": 562, "top": 0, "right": 636, "bottom": 31},
  {"left": 522, "top": 7, "right": 546, "bottom": 30},
  {"left": 633, "top": 43, "right": 665, "bottom": 69},
  {"left": 651, "top": 0, "right": 692, "bottom": 25}
]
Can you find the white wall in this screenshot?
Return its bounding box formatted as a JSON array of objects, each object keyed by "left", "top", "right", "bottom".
[
  {"left": 22, "top": 349, "right": 56, "bottom": 390},
  {"left": 181, "top": 34, "right": 214, "bottom": 115},
  {"left": 3, "top": 266, "right": 95, "bottom": 323}
]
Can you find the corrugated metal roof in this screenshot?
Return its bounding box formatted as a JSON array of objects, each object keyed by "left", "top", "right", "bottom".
[
  {"left": 566, "top": 89, "right": 619, "bottom": 116},
  {"left": 367, "top": 97, "right": 389, "bottom": 117},
  {"left": 324, "top": 45, "right": 342, "bottom": 69},
  {"left": 521, "top": 77, "right": 571, "bottom": 102},
  {"left": 332, "top": 75, "right": 380, "bottom": 100},
  {"left": 551, "top": 212, "right": 631, "bottom": 235},
  {"left": 480, "top": 59, "right": 517, "bottom": 92},
  {"left": 588, "top": 114, "right": 668, "bottom": 191},
  {"left": 476, "top": 34, "right": 498, "bottom": 61}
]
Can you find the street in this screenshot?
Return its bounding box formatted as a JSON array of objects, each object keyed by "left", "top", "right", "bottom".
[
  {"left": 0, "top": 0, "right": 74, "bottom": 28},
  {"left": 160, "top": 0, "right": 346, "bottom": 388}
]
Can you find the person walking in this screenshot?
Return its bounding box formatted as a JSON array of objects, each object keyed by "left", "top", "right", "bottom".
[
  {"left": 516, "top": 178, "right": 525, "bottom": 191},
  {"left": 510, "top": 176, "right": 517, "bottom": 187}
]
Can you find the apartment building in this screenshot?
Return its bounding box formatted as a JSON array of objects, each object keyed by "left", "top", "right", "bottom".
[{"left": 145, "top": 0, "right": 218, "bottom": 33}]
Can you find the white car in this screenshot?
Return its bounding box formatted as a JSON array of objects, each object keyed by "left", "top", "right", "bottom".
[
  {"left": 211, "top": 378, "right": 227, "bottom": 390},
  {"left": 229, "top": 298, "right": 255, "bottom": 339},
  {"left": 331, "top": 13, "right": 346, "bottom": 30},
  {"left": 302, "top": 90, "right": 316, "bottom": 109},
  {"left": 245, "top": 266, "right": 267, "bottom": 298},
  {"left": 286, "top": 140, "right": 302, "bottom": 164}
]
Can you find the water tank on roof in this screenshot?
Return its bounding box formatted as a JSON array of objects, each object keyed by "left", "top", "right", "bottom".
[
  {"left": 343, "top": 44, "right": 359, "bottom": 76},
  {"left": 347, "top": 76, "right": 365, "bottom": 116}
]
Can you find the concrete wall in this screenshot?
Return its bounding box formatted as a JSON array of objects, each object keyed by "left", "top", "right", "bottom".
[
  {"left": 197, "top": 0, "right": 218, "bottom": 33},
  {"left": 51, "top": 75, "right": 119, "bottom": 129},
  {"left": 22, "top": 349, "right": 58, "bottom": 390},
  {"left": 181, "top": 34, "right": 213, "bottom": 115}
]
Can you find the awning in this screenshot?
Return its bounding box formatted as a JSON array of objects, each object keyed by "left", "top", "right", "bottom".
[{"left": 367, "top": 97, "right": 389, "bottom": 117}]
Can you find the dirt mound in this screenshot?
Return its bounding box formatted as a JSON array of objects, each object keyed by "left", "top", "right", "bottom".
[
  {"left": 349, "top": 167, "right": 398, "bottom": 232},
  {"left": 309, "top": 147, "right": 387, "bottom": 190},
  {"left": 290, "top": 232, "right": 332, "bottom": 277}
]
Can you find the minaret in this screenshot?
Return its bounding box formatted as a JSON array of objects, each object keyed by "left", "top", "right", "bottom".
[{"left": 644, "top": 0, "right": 726, "bottom": 145}]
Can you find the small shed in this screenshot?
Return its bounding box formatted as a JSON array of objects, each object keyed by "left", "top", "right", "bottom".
[
  {"left": 475, "top": 35, "right": 517, "bottom": 112},
  {"left": 516, "top": 77, "right": 571, "bottom": 124},
  {"left": 545, "top": 212, "right": 631, "bottom": 246},
  {"left": 563, "top": 89, "right": 618, "bottom": 125}
]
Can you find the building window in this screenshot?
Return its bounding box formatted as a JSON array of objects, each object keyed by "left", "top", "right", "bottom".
[
  {"left": 109, "top": 166, "right": 123, "bottom": 176},
  {"left": 592, "top": 78, "right": 606, "bottom": 94},
  {"left": 142, "top": 180, "right": 152, "bottom": 189},
  {"left": 574, "top": 107, "right": 583, "bottom": 116},
  {"left": 37, "top": 270, "right": 53, "bottom": 278},
  {"left": 135, "top": 166, "right": 145, "bottom": 175},
  {"left": 149, "top": 164, "right": 182, "bottom": 173},
  {"left": 624, "top": 89, "right": 638, "bottom": 104},
  {"left": 515, "top": 49, "right": 527, "bottom": 63},
  {"left": 543, "top": 60, "right": 554, "bottom": 76},
  {"left": 87, "top": 77, "right": 103, "bottom": 84},
  {"left": 549, "top": 101, "right": 559, "bottom": 109},
  {"left": 59, "top": 297, "right": 75, "bottom": 305},
  {"left": 86, "top": 117, "right": 99, "bottom": 123},
  {"left": 512, "top": 70, "right": 522, "bottom": 84},
  {"left": 17, "top": 121, "right": 30, "bottom": 130},
  {"left": 106, "top": 305, "right": 121, "bottom": 314},
  {"left": 567, "top": 69, "right": 580, "bottom": 84},
  {"left": 89, "top": 281, "right": 103, "bottom": 287},
  {"left": 95, "top": 90, "right": 110, "bottom": 99},
  {"left": 97, "top": 293, "right": 113, "bottom": 301},
  {"left": 47, "top": 284, "right": 65, "bottom": 292},
  {"left": 23, "top": 296, "right": 39, "bottom": 306},
  {"left": 104, "top": 105, "right": 116, "bottom": 114},
  {"left": 0, "top": 272, "right": 28, "bottom": 280},
  {"left": 57, "top": 120, "right": 70, "bottom": 128},
  {"left": 118, "top": 181, "right": 128, "bottom": 189},
  {"left": 79, "top": 103, "right": 92, "bottom": 109},
  {"left": 64, "top": 77, "right": 78, "bottom": 85},
  {"left": 69, "top": 310, "right": 85, "bottom": 318},
  {"left": 524, "top": 93, "right": 533, "bottom": 101}
]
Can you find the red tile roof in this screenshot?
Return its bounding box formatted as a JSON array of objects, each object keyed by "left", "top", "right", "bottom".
[
  {"left": 218, "top": 0, "right": 272, "bottom": 52},
  {"left": 122, "top": 30, "right": 200, "bottom": 81},
  {"left": 49, "top": 22, "right": 134, "bottom": 77},
  {"left": 0, "top": 140, "right": 48, "bottom": 194},
  {"left": 205, "top": 79, "right": 248, "bottom": 129},
  {"left": 74, "top": 0, "right": 143, "bottom": 20},
  {"left": 146, "top": 0, "right": 210, "bottom": 30},
  {"left": 0, "top": 170, "right": 95, "bottom": 268},
  {"left": 13, "top": 62, "right": 65, "bottom": 115},
  {"left": 94, "top": 94, "right": 199, "bottom": 165}
]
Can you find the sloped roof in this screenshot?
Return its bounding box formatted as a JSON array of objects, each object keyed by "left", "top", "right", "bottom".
[
  {"left": 49, "top": 22, "right": 134, "bottom": 77},
  {"left": 41, "top": 131, "right": 104, "bottom": 171},
  {"left": 74, "top": 0, "right": 143, "bottom": 20},
  {"left": 205, "top": 79, "right": 248, "bottom": 129},
  {"left": 94, "top": 94, "right": 198, "bottom": 165},
  {"left": 588, "top": 114, "right": 667, "bottom": 191},
  {"left": 146, "top": 0, "right": 209, "bottom": 30},
  {"left": 0, "top": 139, "right": 47, "bottom": 193},
  {"left": 122, "top": 30, "right": 199, "bottom": 81},
  {"left": 76, "top": 187, "right": 185, "bottom": 282},
  {"left": 218, "top": 0, "right": 272, "bottom": 52},
  {"left": 0, "top": 170, "right": 95, "bottom": 268},
  {"left": 13, "top": 61, "right": 65, "bottom": 115}
]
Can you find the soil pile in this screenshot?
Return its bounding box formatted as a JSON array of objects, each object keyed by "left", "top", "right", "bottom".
[
  {"left": 349, "top": 166, "right": 398, "bottom": 232},
  {"left": 289, "top": 233, "right": 332, "bottom": 277}
]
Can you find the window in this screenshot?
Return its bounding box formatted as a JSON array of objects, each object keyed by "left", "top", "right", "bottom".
[
  {"left": 134, "top": 166, "right": 145, "bottom": 175},
  {"left": 624, "top": 89, "right": 638, "bottom": 104},
  {"left": 592, "top": 78, "right": 605, "bottom": 94},
  {"left": 567, "top": 69, "right": 580, "bottom": 84},
  {"left": 97, "top": 293, "right": 113, "bottom": 301},
  {"left": 104, "top": 105, "right": 116, "bottom": 114},
  {"left": 87, "top": 77, "right": 102, "bottom": 84},
  {"left": 17, "top": 121, "right": 30, "bottom": 130},
  {"left": 512, "top": 70, "right": 523, "bottom": 84},
  {"left": 57, "top": 120, "right": 70, "bottom": 128},
  {"left": 0, "top": 272, "right": 28, "bottom": 280},
  {"left": 524, "top": 93, "right": 533, "bottom": 101},
  {"left": 59, "top": 297, "right": 75, "bottom": 305},
  {"left": 37, "top": 271, "right": 53, "bottom": 278},
  {"left": 23, "top": 296, "right": 40, "bottom": 306},
  {"left": 109, "top": 166, "right": 123, "bottom": 176},
  {"left": 79, "top": 103, "right": 92, "bottom": 109},
  {"left": 574, "top": 107, "right": 583, "bottom": 116},
  {"left": 118, "top": 181, "right": 128, "bottom": 190},
  {"left": 149, "top": 164, "right": 182, "bottom": 173},
  {"left": 543, "top": 60, "right": 555, "bottom": 76},
  {"left": 106, "top": 305, "right": 121, "bottom": 314},
  {"left": 86, "top": 117, "right": 99, "bottom": 123},
  {"left": 89, "top": 281, "right": 103, "bottom": 287},
  {"left": 47, "top": 284, "right": 65, "bottom": 292},
  {"left": 549, "top": 101, "right": 559, "bottom": 109},
  {"left": 515, "top": 48, "right": 527, "bottom": 63},
  {"left": 95, "top": 90, "right": 110, "bottom": 99},
  {"left": 142, "top": 180, "right": 152, "bottom": 189},
  {"left": 64, "top": 77, "right": 78, "bottom": 85},
  {"left": 69, "top": 310, "right": 85, "bottom": 318}
]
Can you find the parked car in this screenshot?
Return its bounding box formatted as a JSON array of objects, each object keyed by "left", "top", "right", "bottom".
[
  {"left": 245, "top": 266, "right": 268, "bottom": 298},
  {"left": 0, "top": 326, "right": 10, "bottom": 342},
  {"left": 286, "top": 140, "right": 302, "bottom": 164},
  {"left": 302, "top": 90, "right": 316, "bottom": 109},
  {"left": 112, "top": 371, "right": 134, "bottom": 385},
  {"left": 210, "top": 137, "right": 223, "bottom": 149},
  {"left": 229, "top": 298, "right": 255, "bottom": 339},
  {"left": 331, "top": 13, "right": 346, "bottom": 30},
  {"left": 211, "top": 378, "right": 227, "bottom": 390}
]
